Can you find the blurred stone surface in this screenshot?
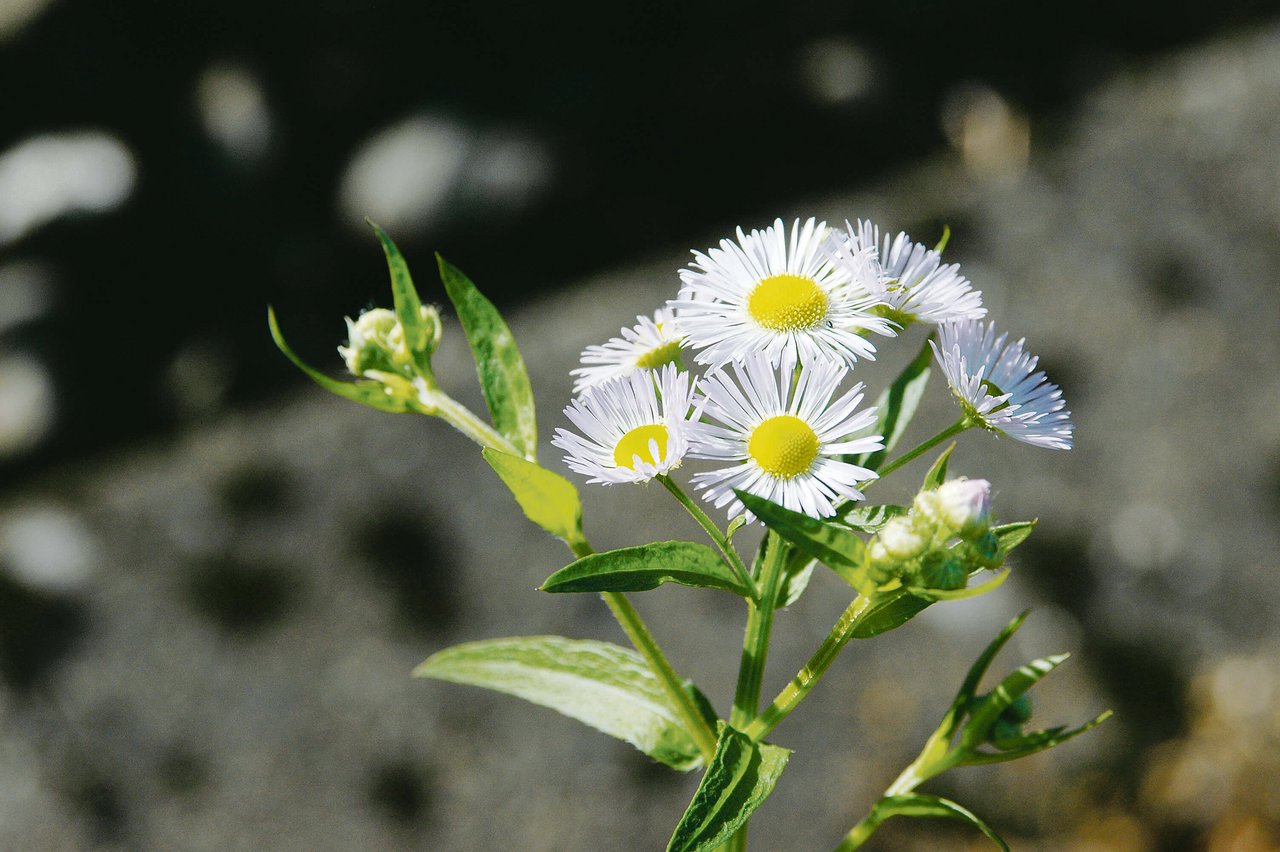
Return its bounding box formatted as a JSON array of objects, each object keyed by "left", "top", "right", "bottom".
[{"left": 3, "top": 22, "right": 1280, "bottom": 850}]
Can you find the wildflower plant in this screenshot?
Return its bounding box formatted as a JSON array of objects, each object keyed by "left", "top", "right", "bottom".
[{"left": 270, "top": 218, "right": 1109, "bottom": 850}]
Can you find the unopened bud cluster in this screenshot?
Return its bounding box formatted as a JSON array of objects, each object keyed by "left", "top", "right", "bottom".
[
  {"left": 338, "top": 304, "right": 442, "bottom": 382},
  {"left": 868, "top": 478, "right": 998, "bottom": 590}
]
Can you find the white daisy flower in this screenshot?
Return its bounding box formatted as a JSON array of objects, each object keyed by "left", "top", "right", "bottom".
[
  {"left": 930, "top": 319, "right": 1073, "bottom": 450},
  {"left": 570, "top": 308, "right": 685, "bottom": 395},
  {"left": 688, "top": 352, "right": 883, "bottom": 520},
  {"left": 824, "top": 219, "right": 986, "bottom": 326},
  {"left": 552, "top": 364, "right": 696, "bottom": 484},
  {"left": 669, "top": 217, "right": 895, "bottom": 369}
]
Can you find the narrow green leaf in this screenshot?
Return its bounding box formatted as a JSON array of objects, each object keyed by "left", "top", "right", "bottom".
[
  {"left": 872, "top": 794, "right": 1008, "bottom": 852},
  {"left": 482, "top": 448, "right": 583, "bottom": 545},
  {"left": 415, "top": 636, "right": 707, "bottom": 771},
  {"left": 909, "top": 569, "right": 1010, "bottom": 601},
  {"left": 934, "top": 225, "right": 952, "bottom": 254},
  {"left": 961, "top": 654, "right": 1072, "bottom": 750},
  {"left": 667, "top": 726, "right": 790, "bottom": 852},
  {"left": 838, "top": 503, "right": 909, "bottom": 534},
  {"left": 437, "top": 255, "right": 538, "bottom": 459},
  {"left": 780, "top": 550, "right": 817, "bottom": 608},
  {"left": 851, "top": 589, "right": 932, "bottom": 639},
  {"left": 993, "top": 521, "right": 1036, "bottom": 556},
  {"left": 735, "top": 490, "right": 867, "bottom": 590},
  {"left": 368, "top": 221, "right": 432, "bottom": 374},
  {"left": 921, "top": 442, "right": 956, "bottom": 490},
  {"left": 952, "top": 611, "right": 1031, "bottom": 715},
  {"left": 962, "top": 709, "right": 1113, "bottom": 765},
  {"left": 268, "top": 306, "right": 414, "bottom": 413},
  {"left": 856, "top": 338, "right": 933, "bottom": 470},
  {"left": 542, "top": 541, "right": 752, "bottom": 597}
]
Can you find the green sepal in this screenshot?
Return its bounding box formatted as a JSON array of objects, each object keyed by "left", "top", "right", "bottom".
[
  {"left": 415, "top": 636, "right": 710, "bottom": 772},
  {"left": 482, "top": 448, "right": 584, "bottom": 546},
  {"left": 838, "top": 503, "right": 909, "bottom": 534},
  {"left": 868, "top": 794, "right": 1008, "bottom": 852},
  {"left": 437, "top": 254, "right": 538, "bottom": 460},
  {"left": 855, "top": 338, "right": 933, "bottom": 470},
  {"left": 268, "top": 306, "right": 416, "bottom": 413},
  {"left": 921, "top": 442, "right": 956, "bottom": 490},
  {"left": 734, "top": 490, "right": 869, "bottom": 592},
  {"left": 850, "top": 589, "right": 932, "bottom": 639},
  {"left": 666, "top": 725, "right": 790, "bottom": 852},
  {"left": 542, "top": 541, "right": 753, "bottom": 598},
  {"left": 368, "top": 221, "right": 433, "bottom": 377}
]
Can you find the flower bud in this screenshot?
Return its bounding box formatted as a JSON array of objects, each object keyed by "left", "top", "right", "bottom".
[
  {"left": 916, "top": 550, "right": 967, "bottom": 591},
  {"left": 879, "top": 517, "right": 926, "bottom": 560},
  {"left": 339, "top": 308, "right": 405, "bottom": 378},
  {"left": 933, "top": 478, "right": 993, "bottom": 537}
]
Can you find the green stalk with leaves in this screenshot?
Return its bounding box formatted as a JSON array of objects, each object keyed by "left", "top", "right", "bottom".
[{"left": 271, "top": 215, "right": 1105, "bottom": 850}]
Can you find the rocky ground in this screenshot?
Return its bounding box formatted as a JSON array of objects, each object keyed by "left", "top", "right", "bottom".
[{"left": 2, "top": 21, "right": 1280, "bottom": 851}]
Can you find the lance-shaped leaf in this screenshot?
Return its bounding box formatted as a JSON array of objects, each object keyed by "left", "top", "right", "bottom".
[
  {"left": 368, "top": 221, "right": 433, "bottom": 376},
  {"left": 268, "top": 307, "right": 416, "bottom": 413},
  {"left": 850, "top": 589, "right": 932, "bottom": 639},
  {"left": 908, "top": 569, "right": 1010, "bottom": 602},
  {"left": 855, "top": 338, "right": 933, "bottom": 470},
  {"left": 437, "top": 255, "right": 538, "bottom": 460},
  {"left": 482, "top": 448, "right": 584, "bottom": 546},
  {"left": 734, "top": 490, "right": 868, "bottom": 591},
  {"left": 992, "top": 521, "right": 1036, "bottom": 556},
  {"left": 838, "top": 503, "right": 908, "bottom": 534},
  {"left": 867, "top": 794, "right": 1008, "bottom": 852},
  {"left": 667, "top": 726, "right": 790, "bottom": 852},
  {"left": 960, "top": 653, "right": 1071, "bottom": 751},
  {"left": 542, "top": 541, "right": 752, "bottom": 597},
  {"left": 921, "top": 442, "right": 956, "bottom": 490},
  {"left": 961, "top": 709, "right": 1113, "bottom": 765},
  {"left": 415, "top": 636, "right": 708, "bottom": 771}
]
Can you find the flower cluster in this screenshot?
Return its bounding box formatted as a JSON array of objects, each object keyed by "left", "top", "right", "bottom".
[{"left": 554, "top": 216, "right": 1073, "bottom": 523}]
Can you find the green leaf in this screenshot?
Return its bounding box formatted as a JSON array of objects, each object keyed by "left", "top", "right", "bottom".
[
  {"left": 415, "top": 636, "right": 707, "bottom": 771},
  {"left": 667, "top": 726, "right": 790, "bottom": 852},
  {"left": 856, "top": 338, "right": 933, "bottom": 470},
  {"left": 437, "top": 255, "right": 538, "bottom": 459},
  {"left": 962, "top": 709, "right": 1113, "bottom": 765},
  {"left": 735, "top": 490, "right": 868, "bottom": 590},
  {"left": 482, "top": 448, "right": 584, "bottom": 545},
  {"left": 934, "top": 225, "right": 952, "bottom": 254},
  {"left": 921, "top": 442, "right": 956, "bottom": 490},
  {"left": 872, "top": 794, "right": 1008, "bottom": 852},
  {"left": 992, "top": 521, "right": 1036, "bottom": 556},
  {"left": 268, "top": 306, "right": 415, "bottom": 413},
  {"left": 838, "top": 503, "right": 908, "bottom": 534},
  {"left": 909, "top": 569, "right": 1010, "bottom": 602},
  {"left": 780, "top": 550, "right": 817, "bottom": 608},
  {"left": 542, "top": 541, "right": 752, "bottom": 597},
  {"left": 953, "top": 611, "right": 1030, "bottom": 713},
  {"left": 850, "top": 589, "right": 933, "bottom": 639},
  {"left": 961, "top": 654, "right": 1072, "bottom": 751},
  {"left": 368, "top": 221, "right": 432, "bottom": 375}
]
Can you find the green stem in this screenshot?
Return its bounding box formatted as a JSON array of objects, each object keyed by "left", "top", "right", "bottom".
[
  {"left": 744, "top": 591, "right": 877, "bottom": 742},
  {"left": 729, "top": 531, "right": 788, "bottom": 730},
  {"left": 657, "top": 475, "right": 757, "bottom": 601},
  {"left": 833, "top": 809, "right": 887, "bottom": 852},
  {"left": 871, "top": 417, "right": 971, "bottom": 484},
  {"left": 562, "top": 538, "right": 717, "bottom": 763},
  {"left": 419, "top": 387, "right": 525, "bottom": 458}
]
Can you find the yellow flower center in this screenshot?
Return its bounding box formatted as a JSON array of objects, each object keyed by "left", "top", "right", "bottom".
[
  {"left": 634, "top": 339, "right": 683, "bottom": 370},
  {"left": 613, "top": 424, "right": 669, "bottom": 470},
  {"left": 748, "top": 415, "right": 820, "bottom": 478},
  {"left": 747, "top": 274, "right": 829, "bottom": 332}
]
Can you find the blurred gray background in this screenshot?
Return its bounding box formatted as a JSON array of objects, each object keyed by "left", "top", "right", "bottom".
[{"left": 2, "top": 1, "right": 1280, "bottom": 849}]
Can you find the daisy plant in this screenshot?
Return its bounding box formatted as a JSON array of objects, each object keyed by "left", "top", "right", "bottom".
[{"left": 270, "top": 217, "right": 1108, "bottom": 851}]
